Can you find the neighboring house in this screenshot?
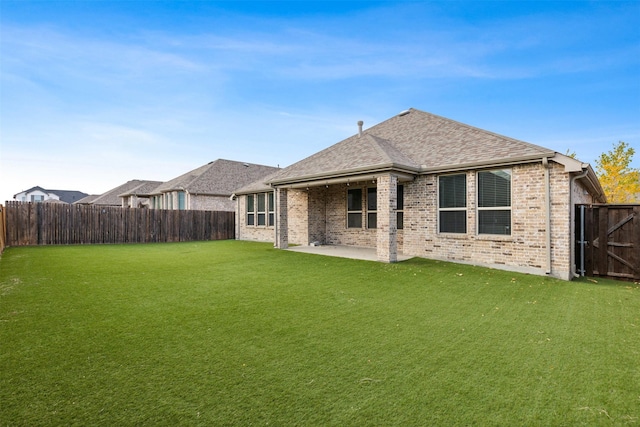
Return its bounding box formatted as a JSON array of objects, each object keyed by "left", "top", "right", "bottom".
[
  {"left": 13, "top": 186, "right": 88, "bottom": 204},
  {"left": 74, "top": 180, "right": 159, "bottom": 207},
  {"left": 74, "top": 194, "right": 100, "bottom": 205},
  {"left": 235, "top": 108, "right": 606, "bottom": 280},
  {"left": 119, "top": 180, "right": 163, "bottom": 208},
  {"left": 149, "top": 159, "right": 279, "bottom": 211}
]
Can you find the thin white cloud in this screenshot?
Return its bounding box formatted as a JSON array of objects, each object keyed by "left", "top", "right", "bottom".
[
  {"left": 1, "top": 24, "right": 206, "bottom": 88},
  {"left": 1, "top": 1, "right": 637, "bottom": 203},
  {"left": 3, "top": 4, "right": 637, "bottom": 90}
]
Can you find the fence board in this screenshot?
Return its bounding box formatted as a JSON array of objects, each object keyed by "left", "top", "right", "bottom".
[
  {"left": 3, "top": 202, "right": 235, "bottom": 247},
  {"left": 582, "top": 204, "right": 640, "bottom": 280}
]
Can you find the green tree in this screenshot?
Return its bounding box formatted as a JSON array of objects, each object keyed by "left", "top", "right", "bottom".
[{"left": 595, "top": 141, "right": 640, "bottom": 203}]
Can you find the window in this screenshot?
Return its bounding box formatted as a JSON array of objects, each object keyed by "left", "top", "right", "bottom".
[
  {"left": 347, "top": 188, "right": 362, "bottom": 228},
  {"left": 257, "top": 193, "right": 266, "bottom": 226},
  {"left": 178, "top": 191, "right": 186, "bottom": 210},
  {"left": 247, "top": 195, "right": 255, "bottom": 225},
  {"left": 268, "top": 192, "right": 275, "bottom": 226},
  {"left": 439, "top": 174, "right": 467, "bottom": 233},
  {"left": 367, "top": 187, "right": 377, "bottom": 229},
  {"left": 478, "top": 169, "right": 511, "bottom": 235},
  {"left": 31, "top": 195, "right": 44, "bottom": 202},
  {"left": 397, "top": 184, "right": 404, "bottom": 230},
  {"left": 246, "top": 192, "right": 274, "bottom": 227}
]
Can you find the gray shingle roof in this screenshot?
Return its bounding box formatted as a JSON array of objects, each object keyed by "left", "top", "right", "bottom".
[
  {"left": 14, "top": 186, "right": 89, "bottom": 203},
  {"left": 152, "top": 159, "right": 279, "bottom": 196},
  {"left": 118, "top": 180, "right": 163, "bottom": 197},
  {"left": 74, "top": 194, "right": 100, "bottom": 204},
  {"left": 52, "top": 190, "right": 89, "bottom": 204},
  {"left": 233, "top": 170, "right": 283, "bottom": 195},
  {"left": 270, "top": 108, "right": 555, "bottom": 185},
  {"left": 80, "top": 180, "right": 156, "bottom": 206}
]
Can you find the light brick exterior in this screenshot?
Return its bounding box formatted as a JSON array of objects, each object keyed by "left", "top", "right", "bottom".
[
  {"left": 235, "top": 193, "right": 274, "bottom": 242},
  {"left": 376, "top": 174, "right": 398, "bottom": 262},
  {"left": 150, "top": 191, "right": 235, "bottom": 211},
  {"left": 236, "top": 160, "right": 598, "bottom": 279},
  {"left": 275, "top": 188, "right": 288, "bottom": 249},
  {"left": 190, "top": 195, "right": 235, "bottom": 211}
]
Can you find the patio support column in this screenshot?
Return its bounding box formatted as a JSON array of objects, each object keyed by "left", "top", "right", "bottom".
[
  {"left": 377, "top": 174, "right": 398, "bottom": 263},
  {"left": 275, "top": 187, "right": 288, "bottom": 249}
]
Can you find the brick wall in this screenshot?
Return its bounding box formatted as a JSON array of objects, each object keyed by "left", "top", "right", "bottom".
[
  {"left": 376, "top": 174, "right": 398, "bottom": 262},
  {"left": 236, "top": 194, "right": 275, "bottom": 242},
  {"left": 238, "top": 160, "right": 586, "bottom": 279},
  {"left": 400, "top": 162, "right": 574, "bottom": 279},
  {"left": 151, "top": 192, "right": 235, "bottom": 211},
  {"left": 190, "top": 194, "right": 235, "bottom": 211},
  {"left": 287, "top": 189, "right": 309, "bottom": 245}
]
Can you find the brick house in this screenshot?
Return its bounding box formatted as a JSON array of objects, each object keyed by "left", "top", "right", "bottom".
[
  {"left": 235, "top": 109, "right": 605, "bottom": 280},
  {"left": 149, "top": 159, "right": 279, "bottom": 211},
  {"left": 75, "top": 180, "right": 162, "bottom": 207}
]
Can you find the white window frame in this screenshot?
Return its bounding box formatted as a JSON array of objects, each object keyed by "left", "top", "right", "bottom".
[
  {"left": 257, "top": 193, "right": 267, "bottom": 226},
  {"left": 438, "top": 173, "right": 467, "bottom": 234},
  {"left": 397, "top": 184, "right": 404, "bottom": 230},
  {"left": 246, "top": 195, "right": 255, "bottom": 226},
  {"left": 346, "top": 188, "right": 363, "bottom": 228},
  {"left": 268, "top": 192, "right": 275, "bottom": 226},
  {"left": 246, "top": 192, "right": 275, "bottom": 227},
  {"left": 476, "top": 169, "right": 512, "bottom": 236},
  {"left": 367, "top": 187, "right": 377, "bottom": 229}
]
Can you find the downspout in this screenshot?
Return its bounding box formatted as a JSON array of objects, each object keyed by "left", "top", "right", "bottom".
[
  {"left": 542, "top": 158, "right": 552, "bottom": 275},
  {"left": 570, "top": 169, "right": 589, "bottom": 278},
  {"left": 230, "top": 193, "right": 239, "bottom": 240},
  {"left": 273, "top": 188, "right": 278, "bottom": 248},
  {"left": 236, "top": 195, "right": 240, "bottom": 240}
]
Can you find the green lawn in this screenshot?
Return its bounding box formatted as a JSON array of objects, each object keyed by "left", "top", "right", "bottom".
[{"left": 1, "top": 241, "right": 638, "bottom": 426}]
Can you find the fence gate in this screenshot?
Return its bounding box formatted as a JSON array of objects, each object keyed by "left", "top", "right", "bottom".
[{"left": 577, "top": 204, "right": 640, "bottom": 280}]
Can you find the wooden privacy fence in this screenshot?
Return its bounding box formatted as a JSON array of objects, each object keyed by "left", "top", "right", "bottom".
[
  {"left": 577, "top": 204, "right": 640, "bottom": 281},
  {"left": 4, "top": 202, "right": 235, "bottom": 246}
]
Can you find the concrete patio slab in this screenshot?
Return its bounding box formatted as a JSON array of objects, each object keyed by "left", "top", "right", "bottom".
[{"left": 286, "top": 245, "right": 413, "bottom": 262}]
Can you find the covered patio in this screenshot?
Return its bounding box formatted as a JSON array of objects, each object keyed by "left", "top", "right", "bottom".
[{"left": 286, "top": 244, "right": 413, "bottom": 262}]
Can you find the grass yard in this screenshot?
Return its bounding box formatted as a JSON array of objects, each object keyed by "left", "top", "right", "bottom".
[{"left": 1, "top": 241, "right": 639, "bottom": 426}]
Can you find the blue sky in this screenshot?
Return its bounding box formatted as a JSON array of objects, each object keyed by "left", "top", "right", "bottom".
[{"left": 1, "top": 1, "right": 639, "bottom": 202}]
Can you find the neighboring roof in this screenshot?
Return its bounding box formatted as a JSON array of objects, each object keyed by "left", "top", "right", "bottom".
[
  {"left": 152, "top": 159, "right": 279, "bottom": 196},
  {"left": 78, "top": 180, "right": 155, "bottom": 206},
  {"left": 74, "top": 194, "right": 100, "bottom": 204},
  {"left": 13, "top": 186, "right": 89, "bottom": 203},
  {"left": 118, "top": 180, "right": 163, "bottom": 197},
  {"left": 270, "top": 108, "right": 557, "bottom": 186},
  {"left": 52, "top": 190, "right": 90, "bottom": 204},
  {"left": 233, "top": 170, "right": 283, "bottom": 195},
  {"left": 13, "top": 186, "right": 47, "bottom": 197}
]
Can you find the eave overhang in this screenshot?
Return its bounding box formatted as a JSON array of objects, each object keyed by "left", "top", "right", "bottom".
[
  {"left": 268, "top": 152, "right": 557, "bottom": 189},
  {"left": 268, "top": 162, "right": 420, "bottom": 189}
]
